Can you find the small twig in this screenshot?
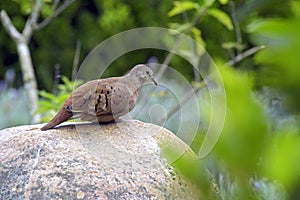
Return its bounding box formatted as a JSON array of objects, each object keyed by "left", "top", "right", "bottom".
[
  {"left": 23, "top": 0, "right": 42, "bottom": 41},
  {"left": 52, "top": 64, "right": 61, "bottom": 95},
  {"left": 183, "top": 11, "right": 200, "bottom": 82},
  {"left": 156, "top": 6, "right": 207, "bottom": 80},
  {"left": 226, "top": 45, "right": 265, "bottom": 66},
  {"left": 52, "top": 0, "right": 61, "bottom": 10},
  {"left": 136, "top": 6, "right": 208, "bottom": 120},
  {"left": 229, "top": 1, "right": 242, "bottom": 55},
  {"left": 35, "top": 0, "right": 76, "bottom": 31},
  {"left": 158, "top": 80, "right": 208, "bottom": 124},
  {"left": 160, "top": 81, "right": 207, "bottom": 124},
  {"left": 135, "top": 7, "right": 207, "bottom": 120},
  {"left": 226, "top": 48, "right": 236, "bottom": 60},
  {"left": 72, "top": 39, "right": 81, "bottom": 80},
  {"left": 162, "top": 45, "right": 265, "bottom": 122}
]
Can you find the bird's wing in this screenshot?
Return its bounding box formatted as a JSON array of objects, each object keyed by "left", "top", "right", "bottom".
[
  {"left": 94, "top": 80, "right": 134, "bottom": 116},
  {"left": 65, "top": 78, "right": 119, "bottom": 116}
]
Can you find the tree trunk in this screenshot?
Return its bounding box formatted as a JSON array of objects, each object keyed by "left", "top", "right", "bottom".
[
  {"left": 16, "top": 41, "right": 40, "bottom": 123},
  {"left": 1, "top": 0, "right": 76, "bottom": 124}
]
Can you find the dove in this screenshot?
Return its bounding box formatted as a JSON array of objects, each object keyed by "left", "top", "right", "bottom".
[{"left": 41, "top": 64, "right": 157, "bottom": 131}]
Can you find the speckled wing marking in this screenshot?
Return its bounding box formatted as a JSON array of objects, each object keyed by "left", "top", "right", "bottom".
[
  {"left": 65, "top": 79, "right": 118, "bottom": 121},
  {"left": 63, "top": 78, "right": 137, "bottom": 122}
]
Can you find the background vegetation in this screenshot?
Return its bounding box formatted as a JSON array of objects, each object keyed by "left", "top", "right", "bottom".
[{"left": 1, "top": 0, "right": 300, "bottom": 199}]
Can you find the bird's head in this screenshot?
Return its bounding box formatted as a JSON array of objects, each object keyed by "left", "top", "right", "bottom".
[{"left": 128, "top": 64, "right": 157, "bottom": 86}]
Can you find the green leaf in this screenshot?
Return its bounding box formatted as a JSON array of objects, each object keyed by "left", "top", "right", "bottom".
[
  {"left": 168, "top": 22, "right": 191, "bottom": 33},
  {"left": 41, "top": 4, "right": 53, "bottom": 17},
  {"left": 218, "top": 0, "right": 228, "bottom": 5},
  {"left": 39, "top": 90, "right": 56, "bottom": 101},
  {"left": 56, "top": 93, "right": 69, "bottom": 104},
  {"left": 264, "top": 133, "right": 300, "bottom": 192},
  {"left": 207, "top": 8, "right": 233, "bottom": 30},
  {"left": 168, "top": 24, "right": 205, "bottom": 50},
  {"left": 247, "top": 12, "right": 300, "bottom": 110},
  {"left": 215, "top": 65, "right": 268, "bottom": 172},
  {"left": 222, "top": 42, "right": 245, "bottom": 51},
  {"left": 61, "top": 75, "right": 71, "bottom": 86},
  {"left": 20, "top": 1, "right": 32, "bottom": 14},
  {"left": 168, "top": 1, "right": 197, "bottom": 17},
  {"left": 191, "top": 27, "right": 206, "bottom": 50},
  {"left": 204, "top": 0, "right": 216, "bottom": 7}
]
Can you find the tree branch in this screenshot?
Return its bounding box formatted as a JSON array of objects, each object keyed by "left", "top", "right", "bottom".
[
  {"left": 52, "top": 63, "right": 61, "bottom": 95},
  {"left": 182, "top": 11, "right": 201, "bottom": 82},
  {"left": 163, "top": 45, "right": 265, "bottom": 122},
  {"left": 156, "top": 6, "right": 207, "bottom": 80},
  {"left": 52, "top": 0, "right": 61, "bottom": 10},
  {"left": 72, "top": 39, "right": 81, "bottom": 80},
  {"left": 226, "top": 45, "right": 265, "bottom": 66},
  {"left": 0, "top": 10, "right": 22, "bottom": 42},
  {"left": 1, "top": 0, "right": 76, "bottom": 124},
  {"left": 158, "top": 80, "right": 207, "bottom": 124},
  {"left": 23, "top": 0, "right": 42, "bottom": 41},
  {"left": 230, "top": 1, "right": 242, "bottom": 55},
  {"left": 135, "top": 6, "right": 208, "bottom": 120},
  {"left": 34, "top": 0, "right": 76, "bottom": 31}
]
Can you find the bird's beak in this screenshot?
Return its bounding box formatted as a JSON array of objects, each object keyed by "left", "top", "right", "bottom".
[{"left": 151, "top": 77, "right": 158, "bottom": 86}]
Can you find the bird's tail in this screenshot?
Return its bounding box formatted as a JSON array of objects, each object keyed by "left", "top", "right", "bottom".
[{"left": 40, "top": 108, "right": 73, "bottom": 131}]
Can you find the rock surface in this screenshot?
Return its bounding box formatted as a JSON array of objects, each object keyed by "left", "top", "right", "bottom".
[{"left": 0, "top": 120, "right": 201, "bottom": 199}]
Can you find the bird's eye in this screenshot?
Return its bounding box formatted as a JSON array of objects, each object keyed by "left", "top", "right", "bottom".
[{"left": 146, "top": 71, "right": 150, "bottom": 75}]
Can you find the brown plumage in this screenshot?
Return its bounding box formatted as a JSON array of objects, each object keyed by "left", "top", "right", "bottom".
[{"left": 41, "top": 64, "right": 157, "bottom": 131}]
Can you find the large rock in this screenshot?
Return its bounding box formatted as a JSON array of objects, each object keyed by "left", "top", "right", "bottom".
[{"left": 0, "top": 120, "right": 201, "bottom": 199}]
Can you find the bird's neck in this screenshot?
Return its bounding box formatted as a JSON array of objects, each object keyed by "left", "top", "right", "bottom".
[{"left": 121, "top": 75, "right": 143, "bottom": 92}]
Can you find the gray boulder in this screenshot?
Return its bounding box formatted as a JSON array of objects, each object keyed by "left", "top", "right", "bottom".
[{"left": 0, "top": 120, "right": 202, "bottom": 199}]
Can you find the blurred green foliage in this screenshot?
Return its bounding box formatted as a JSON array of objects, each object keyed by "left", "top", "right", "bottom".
[
  {"left": 248, "top": 2, "right": 300, "bottom": 198},
  {"left": 248, "top": 1, "right": 300, "bottom": 111},
  {"left": 0, "top": 0, "right": 174, "bottom": 90},
  {"left": 0, "top": 0, "right": 290, "bottom": 89},
  {"left": 166, "top": 0, "right": 300, "bottom": 199},
  {"left": 38, "top": 76, "right": 82, "bottom": 122},
  {"left": 215, "top": 66, "right": 268, "bottom": 172}
]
